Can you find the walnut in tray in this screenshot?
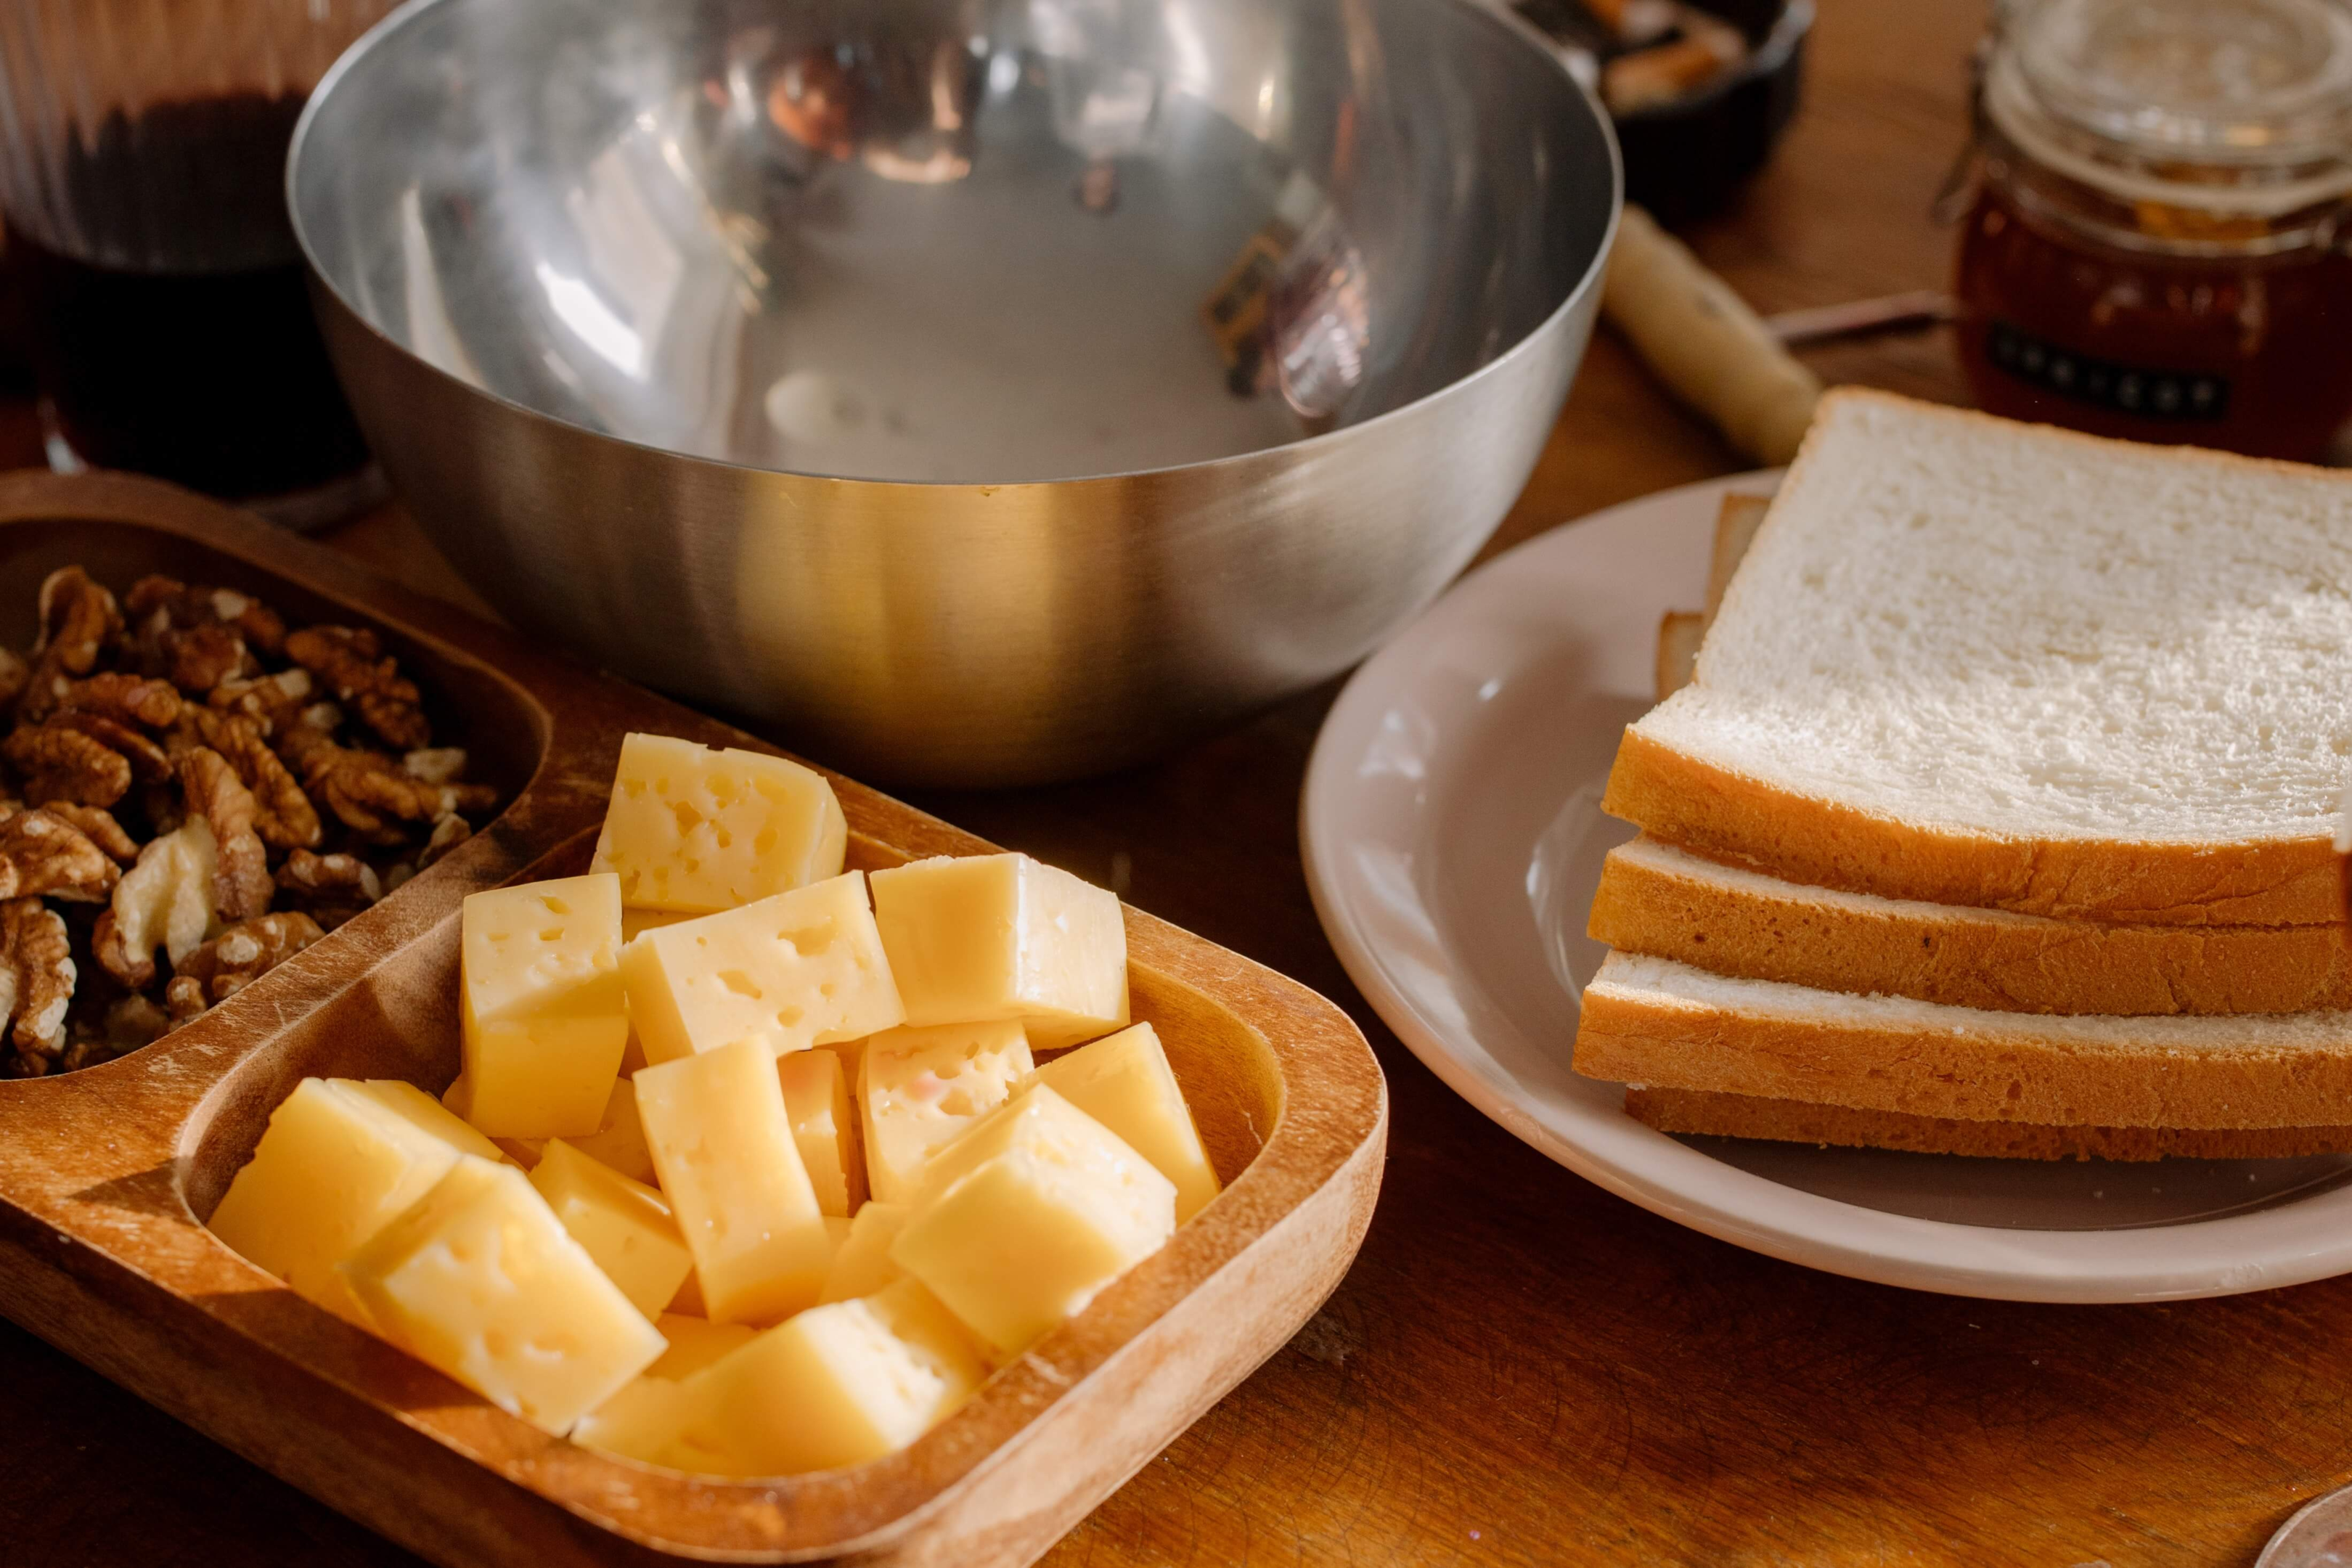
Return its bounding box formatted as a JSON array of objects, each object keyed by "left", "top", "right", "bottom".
[{"left": 0, "top": 566, "right": 501, "bottom": 1078}]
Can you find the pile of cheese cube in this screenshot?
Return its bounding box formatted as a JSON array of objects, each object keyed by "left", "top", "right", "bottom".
[{"left": 208, "top": 732, "right": 1221, "bottom": 1475}]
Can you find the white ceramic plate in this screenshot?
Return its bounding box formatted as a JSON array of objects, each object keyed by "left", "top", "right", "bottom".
[{"left": 1302, "top": 472, "right": 2352, "bottom": 1303}]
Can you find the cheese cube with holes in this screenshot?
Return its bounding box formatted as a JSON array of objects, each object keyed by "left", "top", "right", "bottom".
[
  {"left": 679, "top": 1277, "right": 989, "bottom": 1475},
  {"left": 635, "top": 1039, "right": 834, "bottom": 1325},
  {"left": 868, "top": 854, "right": 1127, "bottom": 1049},
  {"left": 621, "top": 873, "right": 904, "bottom": 1065},
  {"left": 209, "top": 1077, "right": 505, "bottom": 1327},
  {"left": 779, "top": 1048, "right": 863, "bottom": 1217},
  {"left": 819, "top": 1201, "right": 909, "bottom": 1303},
  {"left": 460, "top": 873, "right": 628, "bottom": 1138},
  {"left": 528, "top": 1140, "right": 695, "bottom": 1318},
  {"left": 1027, "top": 1023, "right": 1220, "bottom": 1223},
  {"left": 857, "top": 1021, "right": 1034, "bottom": 1204},
  {"left": 591, "top": 733, "right": 846, "bottom": 913},
  {"left": 891, "top": 1085, "right": 1175, "bottom": 1357},
  {"left": 338, "top": 1156, "right": 666, "bottom": 1435}
]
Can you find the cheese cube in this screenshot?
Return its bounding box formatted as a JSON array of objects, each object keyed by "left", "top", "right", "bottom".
[
  {"left": 1027, "top": 1024, "right": 1220, "bottom": 1223},
  {"left": 460, "top": 873, "right": 628, "bottom": 1138},
  {"left": 819, "top": 1201, "right": 909, "bottom": 1304},
  {"left": 779, "top": 1048, "right": 863, "bottom": 1217},
  {"left": 591, "top": 733, "right": 846, "bottom": 913},
  {"left": 869, "top": 854, "right": 1127, "bottom": 1048},
  {"left": 528, "top": 1140, "right": 695, "bottom": 1318},
  {"left": 634, "top": 1040, "right": 833, "bottom": 1325},
  {"left": 339, "top": 1157, "right": 666, "bottom": 1434},
  {"left": 650, "top": 1313, "right": 759, "bottom": 1379},
  {"left": 571, "top": 1314, "right": 757, "bottom": 1467},
  {"left": 857, "top": 1021, "right": 1034, "bottom": 1204},
  {"left": 891, "top": 1086, "right": 1175, "bottom": 1357},
  {"left": 621, "top": 907, "right": 695, "bottom": 942},
  {"left": 686, "top": 1278, "right": 989, "bottom": 1474},
  {"left": 562, "top": 1077, "right": 659, "bottom": 1187},
  {"left": 621, "top": 873, "right": 904, "bottom": 1065},
  {"left": 209, "top": 1077, "right": 503, "bottom": 1327},
  {"left": 669, "top": 1214, "right": 847, "bottom": 1319}
]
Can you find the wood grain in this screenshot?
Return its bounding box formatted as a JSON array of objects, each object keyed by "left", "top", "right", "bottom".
[{"left": 14, "top": 1, "right": 2352, "bottom": 1564}]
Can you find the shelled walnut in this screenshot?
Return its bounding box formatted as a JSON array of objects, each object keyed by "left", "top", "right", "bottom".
[{"left": 0, "top": 567, "right": 506, "bottom": 1075}]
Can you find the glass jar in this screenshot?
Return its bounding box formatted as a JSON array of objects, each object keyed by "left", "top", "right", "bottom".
[
  {"left": 1953, "top": 0, "right": 2352, "bottom": 462},
  {"left": 0, "top": 0, "right": 399, "bottom": 526}
]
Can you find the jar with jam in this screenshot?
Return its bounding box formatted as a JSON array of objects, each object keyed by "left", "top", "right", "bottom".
[{"left": 1953, "top": 0, "right": 2352, "bottom": 462}]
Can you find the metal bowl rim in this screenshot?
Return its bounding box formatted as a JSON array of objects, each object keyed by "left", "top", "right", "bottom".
[{"left": 287, "top": 0, "right": 1625, "bottom": 494}]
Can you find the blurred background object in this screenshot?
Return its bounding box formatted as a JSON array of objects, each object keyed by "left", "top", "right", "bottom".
[
  {"left": 1948, "top": 0, "right": 2352, "bottom": 462},
  {"left": 0, "top": 0, "right": 398, "bottom": 527},
  {"left": 289, "top": 0, "right": 1620, "bottom": 787},
  {"left": 1508, "top": 0, "right": 1811, "bottom": 223}
]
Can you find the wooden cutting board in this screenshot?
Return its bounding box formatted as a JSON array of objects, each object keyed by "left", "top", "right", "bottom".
[{"left": 0, "top": 468, "right": 1387, "bottom": 1567}]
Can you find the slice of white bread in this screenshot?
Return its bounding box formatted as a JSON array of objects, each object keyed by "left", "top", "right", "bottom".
[
  {"left": 1605, "top": 388, "right": 2352, "bottom": 927},
  {"left": 1623, "top": 1086, "right": 2352, "bottom": 1161},
  {"left": 1656, "top": 493, "right": 1773, "bottom": 703},
  {"left": 1575, "top": 951, "right": 2352, "bottom": 1129},
  {"left": 1703, "top": 491, "right": 1771, "bottom": 625},
  {"left": 1592, "top": 836, "right": 2352, "bottom": 1016},
  {"left": 1655, "top": 611, "right": 1704, "bottom": 702}
]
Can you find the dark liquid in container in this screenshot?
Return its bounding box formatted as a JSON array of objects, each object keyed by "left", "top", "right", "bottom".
[
  {"left": 1954, "top": 183, "right": 2352, "bottom": 463},
  {"left": 7, "top": 93, "right": 370, "bottom": 500}
]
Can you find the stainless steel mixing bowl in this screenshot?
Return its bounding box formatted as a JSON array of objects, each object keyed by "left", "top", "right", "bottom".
[{"left": 290, "top": 0, "right": 1618, "bottom": 785}]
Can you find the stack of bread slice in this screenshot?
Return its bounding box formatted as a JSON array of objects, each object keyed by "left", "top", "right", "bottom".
[{"left": 1572, "top": 388, "right": 2352, "bottom": 1161}]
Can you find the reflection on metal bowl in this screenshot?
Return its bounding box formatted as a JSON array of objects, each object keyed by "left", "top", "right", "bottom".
[{"left": 291, "top": 0, "right": 1619, "bottom": 785}]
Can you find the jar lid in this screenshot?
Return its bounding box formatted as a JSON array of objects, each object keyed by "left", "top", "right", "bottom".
[{"left": 1987, "top": 0, "right": 2352, "bottom": 215}]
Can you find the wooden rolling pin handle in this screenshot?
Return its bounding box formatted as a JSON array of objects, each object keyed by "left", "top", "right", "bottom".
[{"left": 1601, "top": 204, "right": 1824, "bottom": 467}]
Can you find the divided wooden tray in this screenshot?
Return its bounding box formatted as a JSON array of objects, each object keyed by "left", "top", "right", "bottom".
[{"left": 0, "top": 470, "right": 1387, "bottom": 1567}]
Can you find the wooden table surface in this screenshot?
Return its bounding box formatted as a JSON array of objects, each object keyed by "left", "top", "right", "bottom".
[{"left": 10, "top": 1, "right": 2351, "bottom": 1563}]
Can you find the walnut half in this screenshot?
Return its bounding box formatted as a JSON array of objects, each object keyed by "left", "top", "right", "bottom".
[
  {"left": 168, "top": 911, "right": 324, "bottom": 1016},
  {"left": 92, "top": 819, "right": 218, "bottom": 990},
  {"left": 0, "top": 897, "right": 75, "bottom": 1076}
]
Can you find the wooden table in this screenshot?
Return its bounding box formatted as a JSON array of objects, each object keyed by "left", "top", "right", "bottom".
[{"left": 10, "top": 1, "right": 2351, "bottom": 1561}]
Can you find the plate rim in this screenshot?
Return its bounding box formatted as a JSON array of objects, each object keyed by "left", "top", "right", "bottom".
[{"left": 1301, "top": 470, "right": 2352, "bottom": 1304}]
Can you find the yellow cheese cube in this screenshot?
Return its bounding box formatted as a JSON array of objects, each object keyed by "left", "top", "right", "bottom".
[
  {"left": 779, "top": 1048, "right": 863, "bottom": 1217},
  {"left": 562, "top": 1077, "right": 659, "bottom": 1187},
  {"left": 819, "top": 1201, "right": 909, "bottom": 1304},
  {"left": 528, "top": 1140, "right": 695, "bottom": 1319},
  {"left": 572, "top": 1375, "right": 697, "bottom": 1468},
  {"left": 209, "top": 1077, "right": 502, "bottom": 1326},
  {"left": 891, "top": 1086, "right": 1175, "bottom": 1357},
  {"left": 1027, "top": 1023, "right": 1220, "bottom": 1223},
  {"left": 666, "top": 1215, "right": 847, "bottom": 1321},
  {"left": 685, "top": 1278, "right": 988, "bottom": 1475},
  {"left": 460, "top": 873, "right": 628, "bottom": 1138},
  {"left": 634, "top": 1040, "right": 833, "bottom": 1326},
  {"left": 857, "top": 1021, "right": 1034, "bottom": 1204},
  {"left": 650, "top": 1313, "right": 758, "bottom": 1379},
  {"left": 340, "top": 1157, "right": 666, "bottom": 1434},
  {"left": 590, "top": 733, "right": 846, "bottom": 913},
  {"left": 620, "top": 873, "right": 905, "bottom": 1066},
  {"left": 621, "top": 907, "right": 695, "bottom": 942},
  {"left": 868, "top": 854, "right": 1127, "bottom": 1048},
  {"left": 573, "top": 1312, "right": 760, "bottom": 1468},
  {"left": 616, "top": 913, "right": 690, "bottom": 1072}
]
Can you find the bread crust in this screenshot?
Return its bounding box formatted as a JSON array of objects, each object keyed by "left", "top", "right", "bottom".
[
  {"left": 1622, "top": 1086, "right": 2352, "bottom": 1162},
  {"left": 1602, "top": 724, "right": 2343, "bottom": 927},
  {"left": 1591, "top": 838, "right": 2352, "bottom": 1016},
  {"left": 1574, "top": 979, "right": 2352, "bottom": 1128}
]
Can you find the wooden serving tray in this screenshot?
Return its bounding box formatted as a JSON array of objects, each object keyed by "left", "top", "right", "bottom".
[{"left": 0, "top": 471, "right": 1387, "bottom": 1567}]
